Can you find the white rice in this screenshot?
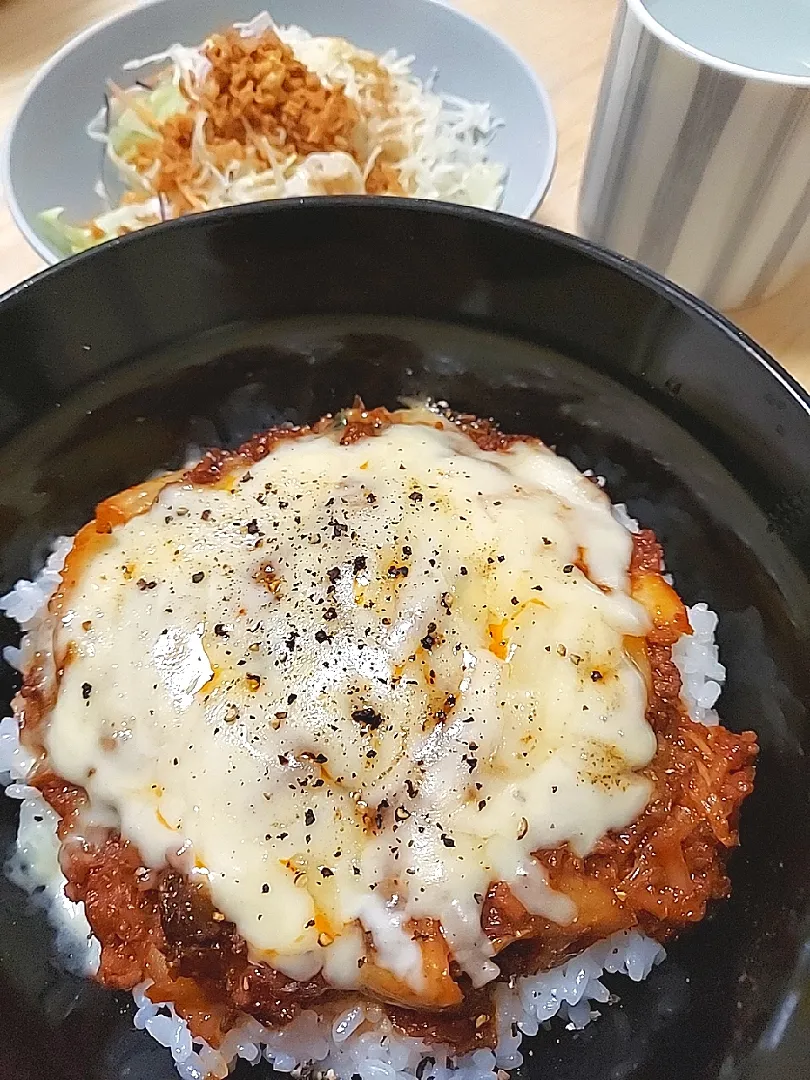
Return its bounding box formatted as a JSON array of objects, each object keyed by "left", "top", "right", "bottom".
[
  {"left": 673, "top": 604, "right": 724, "bottom": 726},
  {"left": 0, "top": 507, "right": 724, "bottom": 1080}
]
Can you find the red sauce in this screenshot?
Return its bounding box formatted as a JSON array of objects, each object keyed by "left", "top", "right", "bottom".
[{"left": 182, "top": 404, "right": 532, "bottom": 487}]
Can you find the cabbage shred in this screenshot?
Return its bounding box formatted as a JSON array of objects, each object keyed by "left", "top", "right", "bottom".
[{"left": 41, "top": 11, "right": 506, "bottom": 254}]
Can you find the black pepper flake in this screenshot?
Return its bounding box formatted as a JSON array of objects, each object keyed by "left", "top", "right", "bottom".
[
  {"left": 323, "top": 607, "right": 337, "bottom": 621},
  {"left": 441, "top": 835, "right": 455, "bottom": 848},
  {"left": 552, "top": 785, "right": 558, "bottom": 793},
  {"left": 511, "top": 596, "right": 519, "bottom": 606},
  {"left": 136, "top": 578, "right": 157, "bottom": 591},
  {"left": 353, "top": 555, "right": 367, "bottom": 574},
  {"left": 305, "top": 809, "right": 315, "bottom": 826},
  {"left": 459, "top": 566, "right": 468, "bottom": 576},
  {"left": 287, "top": 693, "right": 297, "bottom": 705},
  {"left": 327, "top": 567, "right": 341, "bottom": 583},
  {"left": 191, "top": 571, "right": 205, "bottom": 584},
  {"left": 532, "top": 585, "right": 543, "bottom": 592},
  {"left": 420, "top": 634, "right": 435, "bottom": 651},
  {"left": 214, "top": 623, "right": 228, "bottom": 637},
  {"left": 591, "top": 670, "right": 604, "bottom": 682},
  {"left": 408, "top": 491, "right": 423, "bottom": 502},
  {"left": 563, "top": 564, "right": 574, "bottom": 574},
  {"left": 405, "top": 778, "right": 418, "bottom": 799},
  {"left": 261, "top": 883, "right": 270, "bottom": 894},
  {"left": 542, "top": 537, "right": 552, "bottom": 545},
  {"left": 201, "top": 509, "right": 211, "bottom": 521},
  {"left": 81, "top": 682, "right": 92, "bottom": 699},
  {"left": 315, "top": 629, "right": 329, "bottom": 644},
  {"left": 320, "top": 866, "right": 334, "bottom": 878},
  {"left": 352, "top": 707, "right": 384, "bottom": 730},
  {"left": 387, "top": 564, "right": 409, "bottom": 579},
  {"left": 478, "top": 799, "right": 486, "bottom": 811}
]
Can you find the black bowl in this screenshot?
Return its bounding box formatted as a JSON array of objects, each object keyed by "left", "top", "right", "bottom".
[{"left": 0, "top": 199, "right": 808, "bottom": 1080}]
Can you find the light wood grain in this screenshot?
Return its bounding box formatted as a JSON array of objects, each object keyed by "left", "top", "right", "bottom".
[{"left": 1, "top": 0, "right": 808, "bottom": 389}]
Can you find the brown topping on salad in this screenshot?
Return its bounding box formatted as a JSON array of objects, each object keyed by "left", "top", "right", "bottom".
[
  {"left": 129, "top": 28, "right": 407, "bottom": 213},
  {"left": 201, "top": 30, "right": 358, "bottom": 158}
]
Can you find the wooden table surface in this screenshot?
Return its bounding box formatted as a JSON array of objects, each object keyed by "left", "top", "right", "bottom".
[{"left": 1, "top": 0, "right": 809, "bottom": 389}]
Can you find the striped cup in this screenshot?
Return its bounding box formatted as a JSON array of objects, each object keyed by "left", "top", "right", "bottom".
[{"left": 578, "top": 0, "right": 810, "bottom": 311}]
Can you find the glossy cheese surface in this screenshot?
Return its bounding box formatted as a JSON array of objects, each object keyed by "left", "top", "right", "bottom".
[{"left": 41, "top": 413, "right": 656, "bottom": 990}]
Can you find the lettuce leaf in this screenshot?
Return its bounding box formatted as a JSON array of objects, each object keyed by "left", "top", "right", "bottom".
[
  {"left": 108, "top": 77, "right": 187, "bottom": 157},
  {"left": 37, "top": 208, "right": 97, "bottom": 256}
]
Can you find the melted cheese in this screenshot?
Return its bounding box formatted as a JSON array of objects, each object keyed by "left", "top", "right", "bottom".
[{"left": 39, "top": 412, "right": 656, "bottom": 993}]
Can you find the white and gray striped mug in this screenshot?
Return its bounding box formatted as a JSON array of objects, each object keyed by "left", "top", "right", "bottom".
[{"left": 578, "top": 0, "right": 810, "bottom": 311}]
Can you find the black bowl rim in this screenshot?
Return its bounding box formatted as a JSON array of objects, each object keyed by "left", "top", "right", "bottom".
[{"left": 1, "top": 196, "right": 809, "bottom": 424}]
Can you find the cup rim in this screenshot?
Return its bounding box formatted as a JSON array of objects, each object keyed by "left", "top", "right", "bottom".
[{"left": 627, "top": 0, "right": 810, "bottom": 86}]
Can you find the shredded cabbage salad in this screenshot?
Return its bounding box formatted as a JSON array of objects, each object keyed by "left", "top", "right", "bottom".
[{"left": 42, "top": 11, "right": 506, "bottom": 254}]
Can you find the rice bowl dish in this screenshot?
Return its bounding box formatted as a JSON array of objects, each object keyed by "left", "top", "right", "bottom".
[
  {"left": 39, "top": 11, "right": 506, "bottom": 255},
  {"left": 0, "top": 402, "right": 757, "bottom": 1080}
]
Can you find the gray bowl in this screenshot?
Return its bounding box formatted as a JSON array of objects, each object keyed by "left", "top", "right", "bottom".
[{"left": 2, "top": 0, "right": 557, "bottom": 264}]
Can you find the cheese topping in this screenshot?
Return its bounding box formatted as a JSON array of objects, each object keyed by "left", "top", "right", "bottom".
[{"left": 40, "top": 412, "right": 656, "bottom": 992}]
